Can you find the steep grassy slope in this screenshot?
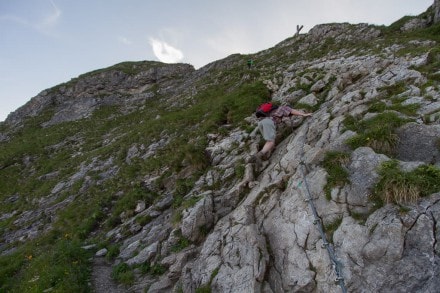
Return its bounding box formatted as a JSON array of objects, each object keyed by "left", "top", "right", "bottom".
[{"left": 0, "top": 70, "right": 270, "bottom": 291}]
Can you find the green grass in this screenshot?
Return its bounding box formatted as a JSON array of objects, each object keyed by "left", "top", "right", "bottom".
[
  {"left": 350, "top": 210, "right": 369, "bottom": 225},
  {"left": 111, "top": 263, "right": 134, "bottom": 285},
  {"left": 135, "top": 214, "right": 153, "bottom": 226},
  {"left": 139, "top": 262, "right": 166, "bottom": 276},
  {"left": 381, "top": 16, "right": 416, "bottom": 34},
  {"left": 105, "top": 243, "right": 121, "bottom": 261},
  {"left": 344, "top": 112, "right": 410, "bottom": 156},
  {"left": 234, "top": 160, "right": 246, "bottom": 179},
  {"left": 373, "top": 160, "right": 440, "bottom": 205},
  {"left": 195, "top": 286, "right": 212, "bottom": 293},
  {"left": 378, "top": 82, "right": 407, "bottom": 97},
  {"left": 322, "top": 151, "right": 350, "bottom": 200},
  {"left": 170, "top": 230, "right": 191, "bottom": 253},
  {"left": 1, "top": 237, "right": 92, "bottom": 292},
  {"left": 380, "top": 10, "right": 440, "bottom": 42},
  {"left": 369, "top": 81, "right": 421, "bottom": 116},
  {"left": 368, "top": 100, "right": 420, "bottom": 116},
  {"left": 182, "top": 196, "right": 202, "bottom": 210},
  {"left": 294, "top": 102, "right": 316, "bottom": 112},
  {"left": 324, "top": 217, "right": 343, "bottom": 243},
  {"left": 368, "top": 98, "right": 420, "bottom": 116},
  {"left": 414, "top": 46, "right": 440, "bottom": 85}
]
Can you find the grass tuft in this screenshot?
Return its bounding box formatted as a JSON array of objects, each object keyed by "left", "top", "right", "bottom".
[
  {"left": 322, "top": 151, "right": 350, "bottom": 200},
  {"left": 344, "top": 112, "right": 409, "bottom": 155},
  {"left": 374, "top": 160, "right": 440, "bottom": 205},
  {"left": 111, "top": 263, "right": 134, "bottom": 285}
]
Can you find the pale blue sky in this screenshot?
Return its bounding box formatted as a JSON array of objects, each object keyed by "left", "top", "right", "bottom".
[{"left": 0, "top": 0, "right": 434, "bottom": 122}]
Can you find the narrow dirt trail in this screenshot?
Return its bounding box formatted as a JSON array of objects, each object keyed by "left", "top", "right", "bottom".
[{"left": 92, "top": 257, "right": 127, "bottom": 293}]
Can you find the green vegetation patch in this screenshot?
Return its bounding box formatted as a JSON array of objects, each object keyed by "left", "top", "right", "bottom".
[
  {"left": 140, "top": 262, "right": 166, "bottom": 276},
  {"left": 234, "top": 160, "right": 246, "bottom": 179},
  {"left": 415, "top": 47, "right": 440, "bottom": 85},
  {"left": 371, "top": 81, "right": 421, "bottom": 116},
  {"left": 368, "top": 99, "right": 420, "bottom": 117},
  {"left": 322, "top": 151, "right": 351, "bottom": 200},
  {"left": 344, "top": 112, "right": 410, "bottom": 156},
  {"left": 106, "top": 243, "right": 121, "bottom": 260},
  {"left": 380, "top": 13, "right": 440, "bottom": 42},
  {"left": 324, "top": 216, "right": 343, "bottom": 243},
  {"left": 170, "top": 230, "right": 191, "bottom": 253},
  {"left": 382, "top": 16, "right": 417, "bottom": 34},
  {"left": 373, "top": 160, "right": 440, "bottom": 205},
  {"left": 111, "top": 263, "right": 134, "bottom": 285},
  {"left": 378, "top": 81, "right": 407, "bottom": 97},
  {"left": 195, "top": 286, "right": 212, "bottom": 293},
  {"left": 1, "top": 236, "right": 92, "bottom": 292}
]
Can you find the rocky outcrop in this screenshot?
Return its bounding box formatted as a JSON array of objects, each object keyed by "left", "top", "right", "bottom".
[
  {"left": 101, "top": 38, "right": 438, "bottom": 291},
  {"left": 396, "top": 123, "right": 440, "bottom": 165},
  {"left": 401, "top": 17, "right": 430, "bottom": 32},
  {"left": 5, "top": 62, "right": 195, "bottom": 127},
  {"left": 1, "top": 2, "right": 440, "bottom": 292},
  {"left": 401, "top": 0, "right": 440, "bottom": 31},
  {"left": 175, "top": 27, "right": 438, "bottom": 291},
  {"left": 308, "top": 23, "right": 382, "bottom": 43},
  {"left": 435, "top": 0, "right": 440, "bottom": 23},
  {"left": 337, "top": 194, "right": 440, "bottom": 292}
]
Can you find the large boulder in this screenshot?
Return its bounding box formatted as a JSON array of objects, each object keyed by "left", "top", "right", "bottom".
[
  {"left": 395, "top": 123, "right": 440, "bottom": 165},
  {"left": 343, "top": 147, "right": 389, "bottom": 213},
  {"left": 335, "top": 193, "right": 440, "bottom": 292}
]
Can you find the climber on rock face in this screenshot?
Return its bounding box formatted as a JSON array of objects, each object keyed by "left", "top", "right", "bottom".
[{"left": 250, "top": 103, "right": 312, "bottom": 164}]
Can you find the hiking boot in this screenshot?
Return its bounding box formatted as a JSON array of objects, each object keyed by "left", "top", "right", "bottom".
[
  {"left": 248, "top": 152, "right": 264, "bottom": 163},
  {"left": 260, "top": 151, "right": 271, "bottom": 161},
  {"left": 247, "top": 152, "right": 264, "bottom": 172}
]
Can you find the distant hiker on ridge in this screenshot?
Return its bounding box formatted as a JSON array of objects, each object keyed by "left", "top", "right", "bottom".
[{"left": 247, "top": 59, "right": 253, "bottom": 69}]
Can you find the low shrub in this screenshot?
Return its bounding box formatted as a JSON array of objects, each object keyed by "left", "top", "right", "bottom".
[
  {"left": 106, "top": 243, "right": 120, "bottom": 260},
  {"left": 140, "top": 262, "right": 166, "bottom": 276},
  {"left": 111, "top": 263, "right": 134, "bottom": 285}
]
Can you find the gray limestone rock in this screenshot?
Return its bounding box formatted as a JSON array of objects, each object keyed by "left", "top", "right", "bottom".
[
  {"left": 3, "top": 10, "right": 440, "bottom": 293},
  {"left": 344, "top": 147, "right": 389, "bottom": 213},
  {"left": 181, "top": 193, "right": 214, "bottom": 242},
  {"left": 396, "top": 123, "right": 440, "bottom": 165},
  {"left": 435, "top": 0, "right": 440, "bottom": 23},
  {"left": 126, "top": 241, "right": 158, "bottom": 266}
]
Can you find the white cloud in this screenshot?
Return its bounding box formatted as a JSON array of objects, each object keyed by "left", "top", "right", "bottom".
[
  {"left": 118, "top": 36, "right": 132, "bottom": 45},
  {"left": 36, "top": 0, "right": 61, "bottom": 32},
  {"left": 0, "top": 0, "right": 61, "bottom": 35},
  {"left": 149, "top": 38, "right": 184, "bottom": 63}
]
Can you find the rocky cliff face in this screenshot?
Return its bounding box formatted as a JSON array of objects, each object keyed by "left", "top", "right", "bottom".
[
  {"left": 4, "top": 62, "right": 195, "bottom": 128},
  {"left": 435, "top": 0, "right": 440, "bottom": 23},
  {"left": 1, "top": 2, "right": 440, "bottom": 293}
]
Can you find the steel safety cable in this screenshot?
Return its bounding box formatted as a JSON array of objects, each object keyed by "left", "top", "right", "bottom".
[{"left": 295, "top": 119, "right": 348, "bottom": 293}]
